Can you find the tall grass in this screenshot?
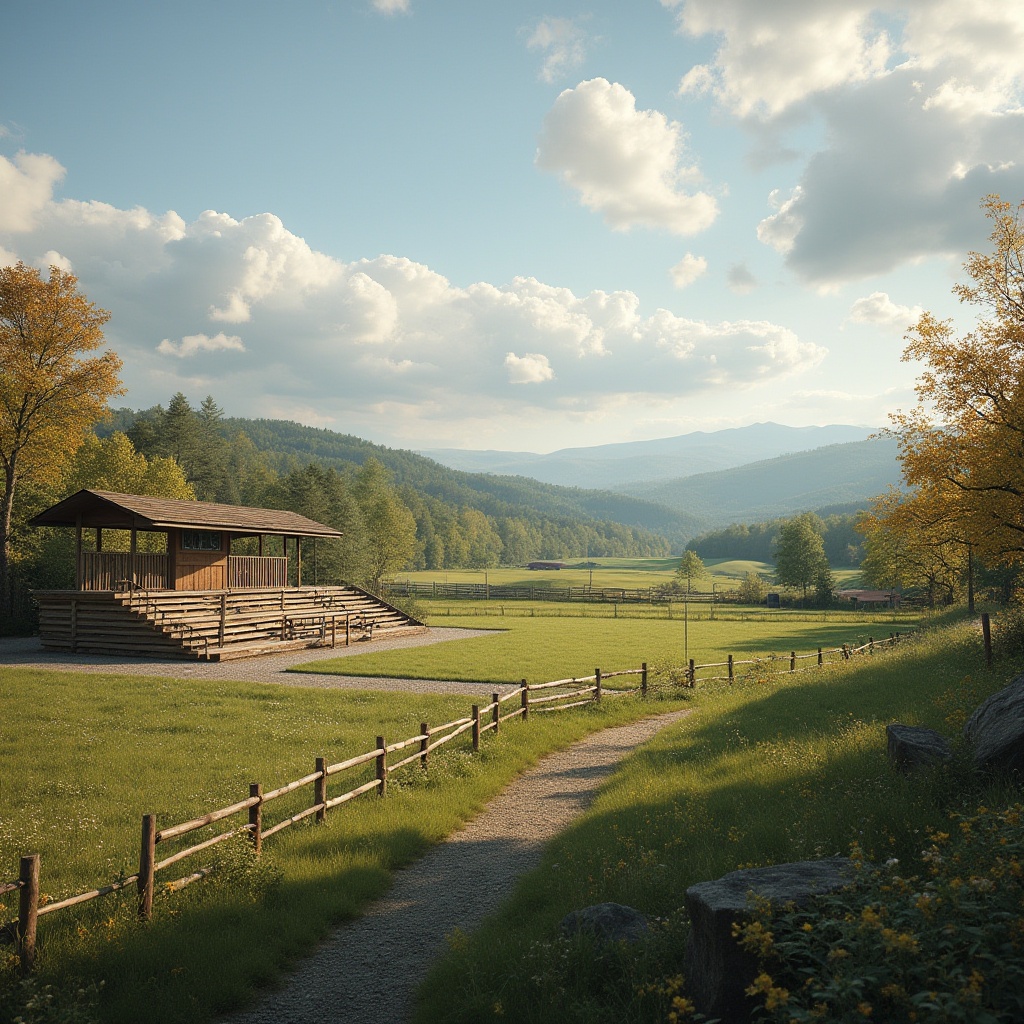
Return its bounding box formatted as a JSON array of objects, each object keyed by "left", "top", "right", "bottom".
[{"left": 413, "top": 615, "right": 1018, "bottom": 1023}]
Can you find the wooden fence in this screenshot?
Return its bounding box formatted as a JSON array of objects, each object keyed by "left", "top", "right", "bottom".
[
  {"left": 383, "top": 580, "right": 724, "bottom": 605},
  {"left": 2, "top": 664, "right": 648, "bottom": 972}
]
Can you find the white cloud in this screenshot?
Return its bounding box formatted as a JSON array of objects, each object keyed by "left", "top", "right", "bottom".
[
  {"left": 0, "top": 151, "right": 825, "bottom": 438},
  {"left": 536, "top": 78, "right": 718, "bottom": 236},
  {"left": 505, "top": 352, "right": 555, "bottom": 384},
  {"left": 526, "top": 17, "right": 589, "bottom": 84},
  {"left": 848, "top": 291, "right": 923, "bottom": 333},
  {"left": 0, "top": 151, "right": 65, "bottom": 232},
  {"left": 371, "top": 0, "right": 409, "bottom": 14},
  {"left": 727, "top": 263, "right": 757, "bottom": 294},
  {"left": 670, "top": 253, "right": 707, "bottom": 288},
  {"left": 157, "top": 332, "right": 246, "bottom": 358}
]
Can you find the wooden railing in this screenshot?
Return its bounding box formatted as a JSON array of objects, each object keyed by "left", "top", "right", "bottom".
[
  {"left": 3, "top": 664, "right": 649, "bottom": 970},
  {"left": 80, "top": 552, "right": 168, "bottom": 591},
  {"left": 228, "top": 555, "right": 288, "bottom": 589}
]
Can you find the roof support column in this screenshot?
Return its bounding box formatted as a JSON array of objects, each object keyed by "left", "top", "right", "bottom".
[
  {"left": 75, "top": 514, "right": 83, "bottom": 591},
  {"left": 297, "top": 536, "right": 302, "bottom": 588}
]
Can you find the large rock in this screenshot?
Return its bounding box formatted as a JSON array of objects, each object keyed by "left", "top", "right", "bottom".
[
  {"left": 963, "top": 673, "right": 1024, "bottom": 775},
  {"left": 684, "top": 858, "right": 858, "bottom": 1024},
  {"left": 559, "top": 902, "right": 650, "bottom": 945},
  {"left": 886, "top": 723, "right": 952, "bottom": 773}
]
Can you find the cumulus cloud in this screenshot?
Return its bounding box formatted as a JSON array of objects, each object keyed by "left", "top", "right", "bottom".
[
  {"left": 526, "top": 16, "right": 589, "bottom": 83},
  {"left": 0, "top": 151, "right": 65, "bottom": 232},
  {"left": 670, "top": 253, "right": 707, "bottom": 288},
  {"left": 848, "top": 291, "right": 923, "bottom": 333},
  {"left": 371, "top": 0, "right": 409, "bottom": 14},
  {"left": 536, "top": 78, "right": 718, "bottom": 235},
  {"left": 727, "top": 263, "right": 757, "bottom": 294},
  {"left": 663, "top": 0, "right": 1024, "bottom": 285},
  {"left": 0, "top": 148, "right": 824, "bottom": 442}
]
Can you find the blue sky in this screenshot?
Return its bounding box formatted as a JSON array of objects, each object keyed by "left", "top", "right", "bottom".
[{"left": 3, "top": 1, "right": 1023, "bottom": 452}]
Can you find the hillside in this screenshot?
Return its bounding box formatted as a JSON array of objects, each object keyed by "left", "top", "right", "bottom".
[{"left": 419, "top": 422, "right": 875, "bottom": 489}]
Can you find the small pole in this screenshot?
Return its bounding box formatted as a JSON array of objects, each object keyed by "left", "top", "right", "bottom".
[
  {"left": 982, "top": 612, "right": 992, "bottom": 667},
  {"left": 728, "top": 654, "right": 734, "bottom": 682},
  {"left": 315, "top": 757, "right": 327, "bottom": 823},
  {"left": 249, "top": 783, "right": 262, "bottom": 856},
  {"left": 595, "top": 668, "right": 602, "bottom": 703},
  {"left": 688, "top": 658, "right": 695, "bottom": 687},
  {"left": 346, "top": 612, "right": 351, "bottom": 646},
  {"left": 492, "top": 693, "right": 500, "bottom": 734},
  {"left": 420, "top": 722, "right": 429, "bottom": 769},
  {"left": 331, "top": 615, "right": 337, "bottom": 648},
  {"left": 843, "top": 644, "right": 850, "bottom": 661},
  {"left": 818, "top": 647, "right": 823, "bottom": 667},
  {"left": 521, "top": 680, "right": 529, "bottom": 721},
  {"left": 790, "top": 651, "right": 796, "bottom": 672},
  {"left": 641, "top": 662, "right": 648, "bottom": 698},
  {"left": 218, "top": 593, "right": 226, "bottom": 647},
  {"left": 17, "top": 854, "right": 40, "bottom": 973},
  {"left": 472, "top": 705, "right": 481, "bottom": 752},
  {"left": 376, "top": 736, "right": 387, "bottom": 796},
  {"left": 138, "top": 814, "right": 156, "bottom": 922}
]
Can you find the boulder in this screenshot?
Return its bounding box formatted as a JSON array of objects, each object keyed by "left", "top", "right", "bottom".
[
  {"left": 684, "top": 858, "right": 858, "bottom": 1024},
  {"left": 559, "top": 902, "right": 650, "bottom": 945},
  {"left": 963, "top": 673, "right": 1024, "bottom": 775},
  {"left": 886, "top": 723, "right": 952, "bottom": 773}
]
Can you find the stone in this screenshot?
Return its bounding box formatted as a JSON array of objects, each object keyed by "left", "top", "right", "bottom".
[
  {"left": 558, "top": 902, "right": 650, "bottom": 945},
  {"left": 963, "top": 673, "right": 1024, "bottom": 775},
  {"left": 683, "top": 858, "right": 858, "bottom": 1024},
  {"left": 886, "top": 723, "right": 952, "bottom": 773}
]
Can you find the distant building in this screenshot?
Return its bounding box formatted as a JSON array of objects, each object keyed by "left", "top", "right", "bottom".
[
  {"left": 835, "top": 589, "right": 901, "bottom": 608},
  {"left": 527, "top": 561, "right": 564, "bottom": 570}
]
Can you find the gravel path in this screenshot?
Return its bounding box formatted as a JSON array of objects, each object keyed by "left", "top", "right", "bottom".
[
  {"left": 0, "top": 629, "right": 501, "bottom": 695},
  {"left": 223, "top": 708, "right": 690, "bottom": 1024}
]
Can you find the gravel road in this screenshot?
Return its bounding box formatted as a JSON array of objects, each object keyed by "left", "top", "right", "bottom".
[{"left": 222, "top": 708, "right": 691, "bottom": 1024}]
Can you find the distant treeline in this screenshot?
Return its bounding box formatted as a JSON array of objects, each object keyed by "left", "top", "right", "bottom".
[{"left": 686, "top": 512, "right": 864, "bottom": 566}]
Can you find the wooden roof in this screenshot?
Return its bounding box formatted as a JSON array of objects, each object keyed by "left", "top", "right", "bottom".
[{"left": 28, "top": 490, "right": 343, "bottom": 539}]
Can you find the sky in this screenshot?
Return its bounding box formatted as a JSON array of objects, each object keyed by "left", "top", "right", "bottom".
[{"left": 2, "top": 0, "right": 1023, "bottom": 453}]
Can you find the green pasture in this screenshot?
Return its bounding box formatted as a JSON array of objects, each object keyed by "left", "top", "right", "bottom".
[
  {"left": 292, "top": 609, "right": 922, "bottom": 686},
  {"left": 414, "top": 613, "right": 1019, "bottom": 1023}
]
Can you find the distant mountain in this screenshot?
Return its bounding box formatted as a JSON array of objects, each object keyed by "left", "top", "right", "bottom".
[
  {"left": 616, "top": 436, "right": 903, "bottom": 524},
  {"left": 420, "top": 422, "right": 875, "bottom": 490}
]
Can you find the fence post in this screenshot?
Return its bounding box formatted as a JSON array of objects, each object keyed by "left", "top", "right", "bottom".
[
  {"left": 138, "top": 814, "right": 156, "bottom": 922},
  {"left": 521, "top": 680, "right": 529, "bottom": 721},
  {"left": 17, "top": 854, "right": 39, "bottom": 973},
  {"left": 472, "top": 706, "right": 480, "bottom": 752},
  {"left": 790, "top": 651, "right": 796, "bottom": 672},
  {"left": 376, "top": 736, "right": 387, "bottom": 797},
  {"left": 249, "top": 783, "right": 262, "bottom": 856},
  {"left": 218, "top": 593, "right": 227, "bottom": 647},
  {"left": 843, "top": 644, "right": 850, "bottom": 661},
  {"left": 688, "top": 658, "right": 696, "bottom": 687},
  {"left": 869, "top": 636, "right": 874, "bottom": 655},
  {"left": 595, "top": 668, "right": 602, "bottom": 703},
  {"left": 641, "top": 663, "right": 648, "bottom": 698},
  {"left": 420, "top": 722, "right": 429, "bottom": 768},
  {"left": 818, "top": 647, "right": 823, "bottom": 667},
  {"left": 982, "top": 613, "right": 992, "bottom": 667},
  {"left": 728, "top": 654, "right": 734, "bottom": 682},
  {"left": 492, "top": 693, "right": 500, "bottom": 733},
  {"left": 315, "top": 757, "right": 327, "bottom": 823}
]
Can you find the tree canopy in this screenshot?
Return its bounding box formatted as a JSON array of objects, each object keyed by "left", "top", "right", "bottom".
[{"left": 774, "top": 513, "right": 830, "bottom": 602}]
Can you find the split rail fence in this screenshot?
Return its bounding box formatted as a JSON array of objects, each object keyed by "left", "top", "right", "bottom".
[{"left": 3, "top": 663, "right": 649, "bottom": 972}]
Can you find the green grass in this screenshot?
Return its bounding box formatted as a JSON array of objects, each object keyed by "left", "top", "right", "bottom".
[
  {"left": 0, "top": 668, "right": 686, "bottom": 1024},
  {"left": 412, "top": 614, "right": 1017, "bottom": 1023},
  {"left": 292, "top": 610, "right": 922, "bottom": 686}
]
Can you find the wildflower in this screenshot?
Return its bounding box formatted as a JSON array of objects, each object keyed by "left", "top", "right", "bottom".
[
  {"left": 746, "top": 972, "right": 789, "bottom": 1010},
  {"left": 828, "top": 947, "right": 850, "bottom": 961},
  {"left": 802, "top": 921, "right": 814, "bottom": 932},
  {"left": 858, "top": 1001, "right": 873, "bottom": 1017}
]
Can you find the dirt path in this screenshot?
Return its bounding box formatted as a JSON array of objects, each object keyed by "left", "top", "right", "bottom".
[{"left": 223, "top": 709, "right": 690, "bottom": 1024}]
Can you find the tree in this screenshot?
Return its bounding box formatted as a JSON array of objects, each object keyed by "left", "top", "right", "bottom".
[
  {"left": 738, "top": 570, "right": 769, "bottom": 605},
  {"left": 353, "top": 458, "right": 417, "bottom": 591},
  {"left": 774, "top": 513, "right": 829, "bottom": 603},
  {"left": 891, "top": 196, "right": 1024, "bottom": 571},
  {"left": 676, "top": 549, "right": 707, "bottom": 591},
  {"left": 0, "top": 263, "right": 123, "bottom": 616}
]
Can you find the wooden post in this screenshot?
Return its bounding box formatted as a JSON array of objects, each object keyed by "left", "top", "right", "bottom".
[
  {"left": 138, "top": 814, "right": 156, "bottom": 922},
  {"left": 869, "top": 636, "right": 874, "bottom": 655},
  {"left": 641, "top": 663, "right": 648, "bottom": 698},
  {"left": 346, "top": 612, "right": 351, "bottom": 646},
  {"left": 70, "top": 598, "right": 78, "bottom": 654},
  {"left": 296, "top": 536, "right": 302, "bottom": 588},
  {"left": 315, "top": 757, "right": 327, "bottom": 823},
  {"left": 982, "top": 612, "right": 992, "bottom": 667},
  {"left": 688, "top": 658, "right": 695, "bottom": 687},
  {"left": 376, "top": 736, "right": 387, "bottom": 797},
  {"left": 492, "top": 693, "right": 500, "bottom": 733},
  {"left": 843, "top": 644, "right": 850, "bottom": 661},
  {"left": 521, "top": 680, "right": 529, "bottom": 721},
  {"left": 218, "top": 593, "right": 227, "bottom": 648},
  {"left": 727, "top": 654, "right": 734, "bottom": 682},
  {"left": 818, "top": 647, "right": 823, "bottom": 667},
  {"left": 472, "top": 706, "right": 480, "bottom": 751},
  {"left": 331, "top": 615, "right": 337, "bottom": 648},
  {"left": 420, "top": 723, "right": 429, "bottom": 768},
  {"left": 790, "top": 651, "right": 796, "bottom": 672},
  {"left": 17, "top": 854, "right": 39, "bottom": 973},
  {"left": 595, "top": 668, "right": 602, "bottom": 703},
  {"left": 249, "top": 783, "right": 262, "bottom": 856}
]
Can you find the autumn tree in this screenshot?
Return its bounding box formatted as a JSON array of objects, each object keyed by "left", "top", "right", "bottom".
[
  {"left": 0, "top": 263, "right": 123, "bottom": 617},
  {"left": 891, "top": 196, "right": 1024, "bottom": 572}
]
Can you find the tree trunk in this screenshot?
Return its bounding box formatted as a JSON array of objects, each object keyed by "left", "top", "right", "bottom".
[{"left": 0, "top": 460, "right": 17, "bottom": 623}]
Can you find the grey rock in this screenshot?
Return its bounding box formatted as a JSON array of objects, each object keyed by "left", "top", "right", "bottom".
[
  {"left": 963, "top": 673, "right": 1024, "bottom": 774},
  {"left": 559, "top": 902, "right": 650, "bottom": 945},
  {"left": 684, "top": 858, "right": 858, "bottom": 1024},
  {"left": 886, "top": 723, "right": 952, "bottom": 773}
]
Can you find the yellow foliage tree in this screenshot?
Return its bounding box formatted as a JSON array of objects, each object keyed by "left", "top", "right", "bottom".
[
  {"left": 891, "top": 196, "right": 1024, "bottom": 571},
  {"left": 0, "top": 262, "right": 124, "bottom": 613}
]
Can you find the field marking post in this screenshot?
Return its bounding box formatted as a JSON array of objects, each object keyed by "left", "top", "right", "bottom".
[
  {"left": 641, "top": 663, "right": 648, "bottom": 698},
  {"left": 790, "top": 652, "right": 796, "bottom": 672},
  {"left": 315, "top": 757, "right": 327, "bottom": 823},
  {"left": 376, "top": 736, "right": 387, "bottom": 797},
  {"left": 138, "top": 814, "right": 156, "bottom": 922},
  {"left": 249, "top": 783, "right": 262, "bottom": 855},
  {"left": 17, "top": 854, "right": 39, "bottom": 973},
  {"left": 818, "top": 647, "right": 823, "bottom": 667},
  {"left": 727, "top": 654, "right": 734, "bottom": 682}
]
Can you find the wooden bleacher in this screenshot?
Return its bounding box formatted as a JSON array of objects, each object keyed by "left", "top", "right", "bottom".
[{"left": 33, "top": 585, "right": 424, "bottom": 661}]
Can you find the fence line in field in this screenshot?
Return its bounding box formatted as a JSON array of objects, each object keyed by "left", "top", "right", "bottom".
[{"left": 3, "top": 663, "right": 649, "bottom": 972}]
